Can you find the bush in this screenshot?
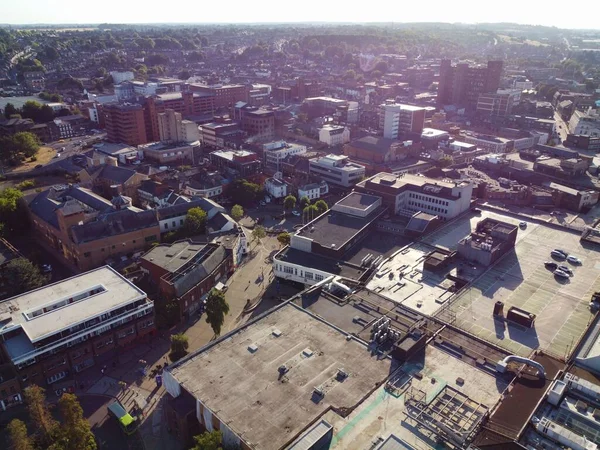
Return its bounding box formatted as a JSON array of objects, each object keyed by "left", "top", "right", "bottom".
[{"left": 16, "top": 180, "right": 36, "bottom": 190}]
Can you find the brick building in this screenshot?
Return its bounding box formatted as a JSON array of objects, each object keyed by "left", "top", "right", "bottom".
[
  {"left": 103, "top": 103, "right": 148, "bottom": 145},
  {"left": 189, "top": 84, "right": 248, "bottom": 109},
  {"left": 437, "top": 60, "right": 503, "bottom": 110},
  {"left": 140, "top": 240, "right": 232, "bottom": 321},
  {"left": 0, "top": 266, "right": 154, "bottom": 405}
]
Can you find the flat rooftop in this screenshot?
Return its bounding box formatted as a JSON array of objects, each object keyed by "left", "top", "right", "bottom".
[
  {"left": 323, "top": 344, "right": 507, "bottom": 449},
  {"left": 295, "top": 206, "right": 383, "bottom": 250},
  {"left": 276, "top": 247, "right": 366, "bottom": 280},
  {"left": 141, "top": 240, "right": 211, "bottom": 273},
  {"left": 168, "top": 302, "right": 393, "bottom": 450},
  {"left": 0, "top": 266, "right": 145, "bottom": 343},
  {"left": 335, "top": 192, "right": 380, "bottom": 211},
  {"left": 360, "top": 172, "right": 468, "bottom": 191},
  {"left": 428, "top": 209, "right": 597, "bottom": 358}
]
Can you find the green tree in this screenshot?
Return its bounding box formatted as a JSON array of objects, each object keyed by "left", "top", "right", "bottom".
[
  {"left": 21, "top": 100, "right": 43, "bottom": 122},
  {"left": 7, "top": 419, "right": 34, "bottom": 450},
  {"left": 314, "top": 200, "right": 328, "bottom": 215},
  {"left": 299, "top": 196, "right": 310, "bottom": 209},
  {"left": 439, "top": 155, "right": 453, "bottom": 168},
  {"left": 251, "top": 225, "right": 266, "bottom": 242},
  {"left": 303, "top": 204, "right": 319, "bottom": 223},
  {"left": 169, "top": 333, "right": 189, "bottom": 362},
  {"left": 344, "top": 69, "right": 356, "bottom": 80},
  {"left": 205, "top": 288, "right": 230, "bottom": 337},
  {"left": 55, "top": 393, "right": 97, "bottom": 450},
  {"left": 192, "top": 430, "right": 223, "bottom": 450},
  {"left": 23, "top": 386, "right": 58, "bottom": 447},
  {"left": 184, "top": 207, "right": 207, "bottom": 235},
  {"left": 277, "top": 232, "right": 291, "bottom": 247},
  {"left": 229, "top": 179, "right": 262, "bottom": 206},
  {"left": 3, "top": 102, "right": 18, "bottom": 119},
  {"left": 13, "top": 132, "right": 41, "bottom": 158},
  {"left": 179, "top": 70, "right": 191, "bottom": 80},
  {"left": 284, "top": 195, "right": 297, "bottom": 211},
  {"left": 2, "top": 258, "right": 47, "bottom": 298},
  {"left": 230, "top": 204, "right": 244, "bottom": 221}
]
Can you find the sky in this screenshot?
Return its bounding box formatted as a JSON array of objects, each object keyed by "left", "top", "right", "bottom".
[{"left": 2, "top": 0, "right": 599, "bottom": 30}]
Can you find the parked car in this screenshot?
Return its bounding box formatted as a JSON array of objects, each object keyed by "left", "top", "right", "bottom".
[
  {"left": 35, "top": 164, "right": 43, "bottom": 169},
  {"left": 554, "top": 248, "right": 568, "bottom": 255},
  {"left": 41, "top": 264, "right": 52, "bottom": 273},
  {"left": 473, "top": 208, "right": 482, "bottom": 214},
  {"left": 292, "top": 210, "right": 301, "bottom": 217},
  {"left": 558, "top": 265, "right": 573, "bottom": 276},
  {"left": 544, "top": 261, "right": 558, "bottom": 270},
  {"left": 553, "top": 269, "right": 570, "bottom": 279},
  {"left": 551, "top": 250, "right": 567, "bottom": 260},
  {"left": 567, "top": 255, "right": 581, "bottom": 265},
  {"left": 259, "top": 201, "right": 266, "bottom": 206}
]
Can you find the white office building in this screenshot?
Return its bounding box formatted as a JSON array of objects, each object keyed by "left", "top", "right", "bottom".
[
  {"left": 309, "top": 154, "right": 365, "bottom": 187},
  {"left": 265, "top": 177, "right": 288, "bottom": 199},
  {"left": 298, "top": 181, "right": 329, "bottom": 201},
  {"left": 319, "top": 125, "right": 350, "bottom": 147},
  {"left": 380, "top": 103, "right": 426, "bottom": 139},
  {"left": 262, "top": 141, "right": 307, "bottom": 169}
]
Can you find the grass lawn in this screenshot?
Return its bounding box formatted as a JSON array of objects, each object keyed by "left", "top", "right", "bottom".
[{"left": 9, "top": 146, "right": 56, "bottom": 174}]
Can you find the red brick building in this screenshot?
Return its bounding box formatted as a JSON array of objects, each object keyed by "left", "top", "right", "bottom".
[
  {"left": 0, "top": 267, "right": 154, "bottom": 409},
  {"left": 103, "top": 103, "right": 148, "bottom": 145},
  {"left": 189, "top": 84, "right": 248, "bottom": 109}
]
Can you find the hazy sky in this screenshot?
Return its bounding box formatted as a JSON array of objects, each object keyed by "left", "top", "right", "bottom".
[{"left": 2, "top": 0, "right": 599, "bottom": 30}]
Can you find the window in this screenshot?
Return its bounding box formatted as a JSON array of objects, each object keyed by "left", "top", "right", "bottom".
[
  {"left": 283, "top": 266, "right": 294, "bottom": 274},
  {"left": 315, "top": 274, "right": 324, "bottom": 282},
  {"left": 145, "top": 235, "right": 157, "bottom": 242},
  {"left": 164, "top": 223, "right": 169, "bottom": 230},
  {"left": 112, "top": 245, "right": 116, "bottom": 249},
  {"left": 83, "top": 252, "right": 91, "bottom": 257}
]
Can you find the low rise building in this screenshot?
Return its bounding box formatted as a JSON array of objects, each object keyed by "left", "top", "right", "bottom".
[
  {"left": 264, "top": 177, "right": 287, "bottom": 199},
  {"left": 542, "top": 181, "right": 599, "bottom": 212},
  {"left": 139, "top": 141, "right": 197, "bottom": 165},
  {"left": 262, "top": 140, "right": 307, "bottom": 169},
  {"left": 199, "top": 120, "right": 243, "bottom": 149},
  {"left": 156, "top": 198, "right": 225, "bottom": 235},
  {"left": 140, "top": 240, "right": 232, "bottom": 321},
  {"left": 355, "top": 172, "right": 473, "bottom": 221},
  {"left": 343, "top": 136, "right": 413, "bottom": 164},
  {"left": 457, "top": 218, "right": 517, "bottom": 266},
  {"left": 0, "top": 266, "right": 154, "bottom": 398},
  {"left": 318, "top": 125, "right": 350, "bottom": 147},
  {"left": 298, "top": 181, "right": 329, "bottom": 201},
  {"left": 209, "top": 149, "right": 262, "bottom": 179},
  {"left": 460, "top": 133, "right": 514, "bottom": 153},
  {"left": 309, "top": 154, "right": 366, "bottom": 187}
]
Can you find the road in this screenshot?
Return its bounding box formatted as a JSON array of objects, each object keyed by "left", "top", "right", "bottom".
[
  {"left": 44, "top": 132, "right": 106, "bottom": 164},
  {"left": 554, "top": 110, "right": 569, "bottom": 144}
]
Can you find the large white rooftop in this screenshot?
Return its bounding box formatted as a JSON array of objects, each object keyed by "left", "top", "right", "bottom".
[{"left": 0, "top": 266, "right": 146, "bottom": 343}]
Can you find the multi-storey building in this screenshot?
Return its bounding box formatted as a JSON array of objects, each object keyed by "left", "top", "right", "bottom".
[
  {"left": 199, "top": 120, "right": 243, "bottom": 149},
  {"left": 298, "top": 181, "right": 329, "bottom": 201},
  {"left": 476, "top": 89, "right": 521, "bottom": 118},
  {"left": 356, "top": 172, "right": 473, "bottom": 221},
  {"left": 379, "top": 103, "right": 426, "bottom": 139},
  {"left": 103, "top": 103, "right": 148, "bottom": 145},
  {"left": 437, "top": 60, "right": 503, "bottom": 110},
  {"left": 0, "top": 266, "right": 154, "bottom": 398},
  {"left": 262, "top": 140, "right": 307, "bottom": 169},
  {"left": 209, "top": 149, "right": 262, "bottom": 179},
  {"left": 264, "top": 177, "right": 288, "bottom": 199},
  {"left": 319, "top": 125, "right": 350, "bottom": 147},
  {"left": 189, "top": 84, "right": 248, "bottom": 109},
  {"left": 460, "top": 133, "right": 514, "bottom": 153},
  {"left": 240, "top": 109, "right": 275, "bottom": 141},
  {"left": 309, "top": 154, "right": 366, "bottom": 187},
  {"left": 140, "top": 240, "right": 232, "bottom": 321}
]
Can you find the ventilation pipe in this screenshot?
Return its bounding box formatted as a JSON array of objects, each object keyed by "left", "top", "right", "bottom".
[{"left": 496, "top": 355, "right": 546, "bottom": 378}]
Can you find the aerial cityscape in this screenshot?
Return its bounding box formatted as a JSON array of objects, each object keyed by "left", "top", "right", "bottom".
[{"left": 1, "top": 11, "right": 600, "bottom": 450}]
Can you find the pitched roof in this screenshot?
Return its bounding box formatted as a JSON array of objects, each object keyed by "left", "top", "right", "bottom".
[
  {"left": 98, "top": 165, "right": 137, "bottom": 184},
  {"left": 348, "top": 136, "right": 398, "bottom": 154},
  {"left": 71, "top": 209, "right": 158, "bottom": 243}
]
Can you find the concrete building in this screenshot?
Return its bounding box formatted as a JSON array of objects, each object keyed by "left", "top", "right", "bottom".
[
  {"left": 241, "top": 108, "right": 275, "bottom": 141},
  {"left": 437, "top": 60, "right": 503, "bottom": 110},
  {"left": 264, "top": 177, "right": 287, "bottom": 199},
  {"left": 157, "top": 109, "right": 200, "bottom": 144},
  {"left": 103, "top": 103, "right": 148, "bottom": 146},
  {"left": 461, "top": 133, "right": 514, "bottom": 153},
  {"left": 110, "top": 71, "right": 134, "bottom": 84},
  {"left": 209, "top": 149, "right": 262, "bottom": 179},
  {"left": 309, "top": 154, "right": 366, "bottom": 187},
  {"left": 457, "top": 218, "right": 517, "bottom": 266},
  {"left": 140, "top": 240, "right": 232, "bottom": 321},
  {"left": 569, "top": 108, "right": 600, "bottom": 137},
  {"left": 380, "top": 103, "right": 426, "bottom": 139},
  {"left": 476, "top": 89, "right": 521, "bottom": 117},
  {"left": 162, "top": 301, "right": 393, "bottom": 449},
  {"left": 298, "top": 181, "right": 329, "bottom": 201},
  {"left": 356, "top": 172, "right": 473, "bottom": 221},
  {"left": 199, "top": 120, "right": 243, "bottom": 149},
  {"left": 93, "top": 142, "right": 140, "bottom": 165},
  {"left": 318, "top": 124, "right": 350, "bottom": 147},
  {"left": 262, "top": 140, "right": 307, "bottom": 169},
  {"left": 542, "top": 181, "right": 599, "bottom": 212},
  {"left": 139, "top": 141, "right": 196, "bottom": 165},
  {"left": 0, "top": 266, "right": 154, "bottom": 400}
]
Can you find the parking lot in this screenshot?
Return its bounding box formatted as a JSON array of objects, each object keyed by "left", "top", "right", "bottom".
[{"left": 435, "top": 217, "right": 599, "bottom": 359}]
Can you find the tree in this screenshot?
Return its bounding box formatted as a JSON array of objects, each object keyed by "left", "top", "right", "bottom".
[
  {"left": 169, "top": 333, "right": 189, "bottom": 362},
  {"left": 205, "top": 289, "right": 230, "bottom": 337},
  {"left": 2, "top": 258, "right": 47, "bottom": 298},
  {"left": 303, "top": 204, "right": 319, "bottom": 223},
  {"left": 23, "top": 386, "right": 58, "bottom": 447},
  {"left": 374, "top": 60, "right": 389, "bottom": 73},
  {"left": 13, "top": 132, "right": 41, "bottom": 158},
  {"left": 184, "top": 207, "right": 207, "bottom": 235},
  {"left": 179, "top": 70, "right": 191, "bottom": 80},
  {"left": 192, "top": 430, "right": 223, "bottom": 450},
  {"left": 55, "top": 393, "right": 97, "bottom": 450},
  {"left": 439, "top": 155, "right": 453, "bottom": 168},
  {"left": 3, "top": 102, "right": 18, "bottom": 119},
  {"left": 277, "top": 232, "right": 291, "bottom": 247},
  {"left": 229, "top": 179, "right": 262, "bottom": 206},
  {"left": 284, "top": 195, "right": 297, "bottom": 211},
  {"left": 252, "top": 225, "right": 266, "bottom": 242},
  {"left": 314, "top": 200, "right": 328, "bottom": 215},
  {"left": 230, "top": 204, "right": 244, "bottom": 221},
  {"left": 344, "top": 69, "right": 356, "bottom": 80},
  {"left": 299, "top": 196, "right": 310, "bottom": 209},
  {"left": 7, "top": 419, "right": 34, "bottom": 450}
]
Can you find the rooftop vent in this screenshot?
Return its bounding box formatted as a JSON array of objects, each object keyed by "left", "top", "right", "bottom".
[
  {"left": 248, "top": 344, "right": 258, "bottom": 353},
  {"left": 272, "top": 329, "right": 282, "bottom": 337},
  {"left": 302, "top": 348, "right": 314, "bottom": 358},
  {"left": 337, "top": 368, "right": 348, "bottom": 381},
  {"left": 313, "top": 387, "right": 324, "bottom": 398}
]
